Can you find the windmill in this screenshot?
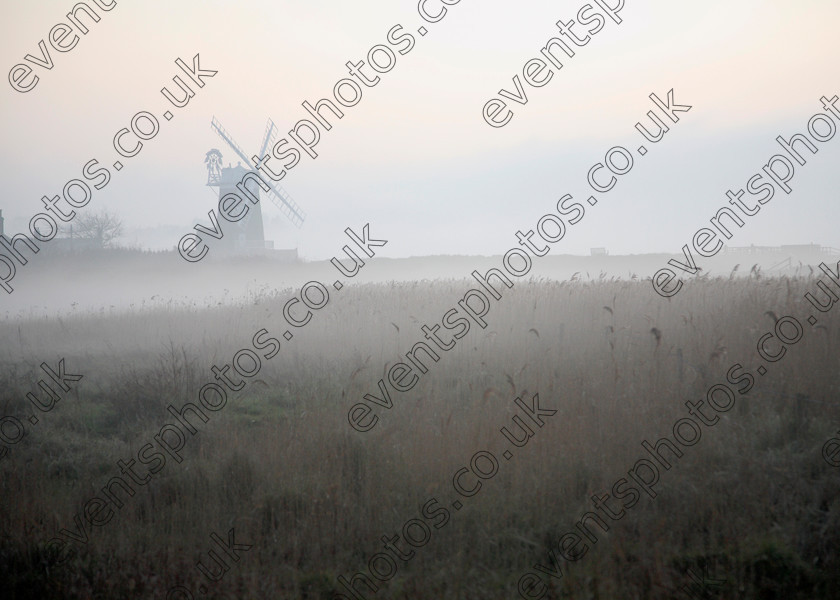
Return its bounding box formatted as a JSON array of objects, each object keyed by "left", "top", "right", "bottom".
[{"left": 204, "top": 116, "right": 305, "bottom": 254}]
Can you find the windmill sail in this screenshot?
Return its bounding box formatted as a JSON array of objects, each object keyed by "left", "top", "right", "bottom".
[
  {"left": 262, "top": 182, "right": 305, "bottom": 228},
  {"left": 210, "top": 116, "right": 306, "bottom": 228},
  {"left": 258, "top": 119, "right": 278, "bottom": 161}
]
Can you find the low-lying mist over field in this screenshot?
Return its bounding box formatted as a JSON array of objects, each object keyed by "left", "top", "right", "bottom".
[
  {"left": 2, "top": 266, "right": 839, "bottom": 598},
  {"left": 3, "top": 247, "right": 830, "bottom": 317}
]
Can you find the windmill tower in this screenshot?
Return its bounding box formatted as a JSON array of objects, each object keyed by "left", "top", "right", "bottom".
[{"left": 205, "top": 117, "right": 306, "bottom": 255}]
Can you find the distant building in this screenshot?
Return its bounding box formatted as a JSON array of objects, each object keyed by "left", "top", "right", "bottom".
[
  {"left": 205, "top": 149, "right": 300, "bottom": 261},
  {"left": 204, "top": 117, "right": 305, "bottom": 262},
  {"left": 211, "top": 162, "right": 270, "bottom": 255},
  {"left": 590, "top": 247, "right": 608, "bottom": 256}
]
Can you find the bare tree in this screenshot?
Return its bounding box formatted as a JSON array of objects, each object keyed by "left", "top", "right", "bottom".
[{"left": 68, "top": 210, "right": 124, "bottom": 247}]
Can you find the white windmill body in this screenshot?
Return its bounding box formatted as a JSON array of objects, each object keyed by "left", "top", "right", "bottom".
[{"left": 204, "top": 117, "right": 306, "bottom": 256}]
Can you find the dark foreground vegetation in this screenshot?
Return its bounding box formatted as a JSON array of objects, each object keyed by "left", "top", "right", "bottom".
[{"left": 1, "top": 274, "right": 838, "bottom": 599}]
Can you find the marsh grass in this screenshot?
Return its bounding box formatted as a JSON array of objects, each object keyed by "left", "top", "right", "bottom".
[{"left": 0, "top": 275, "right": 838, "bottom": 598}]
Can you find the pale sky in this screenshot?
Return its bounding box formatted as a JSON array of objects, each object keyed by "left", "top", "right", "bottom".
[{"left": 1, "top": 0, "right": 838, "bottom": 260}]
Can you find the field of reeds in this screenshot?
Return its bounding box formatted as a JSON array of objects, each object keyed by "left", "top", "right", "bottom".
[{"left": 1, "top": 272, "right": 838, "bottom": 599}]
